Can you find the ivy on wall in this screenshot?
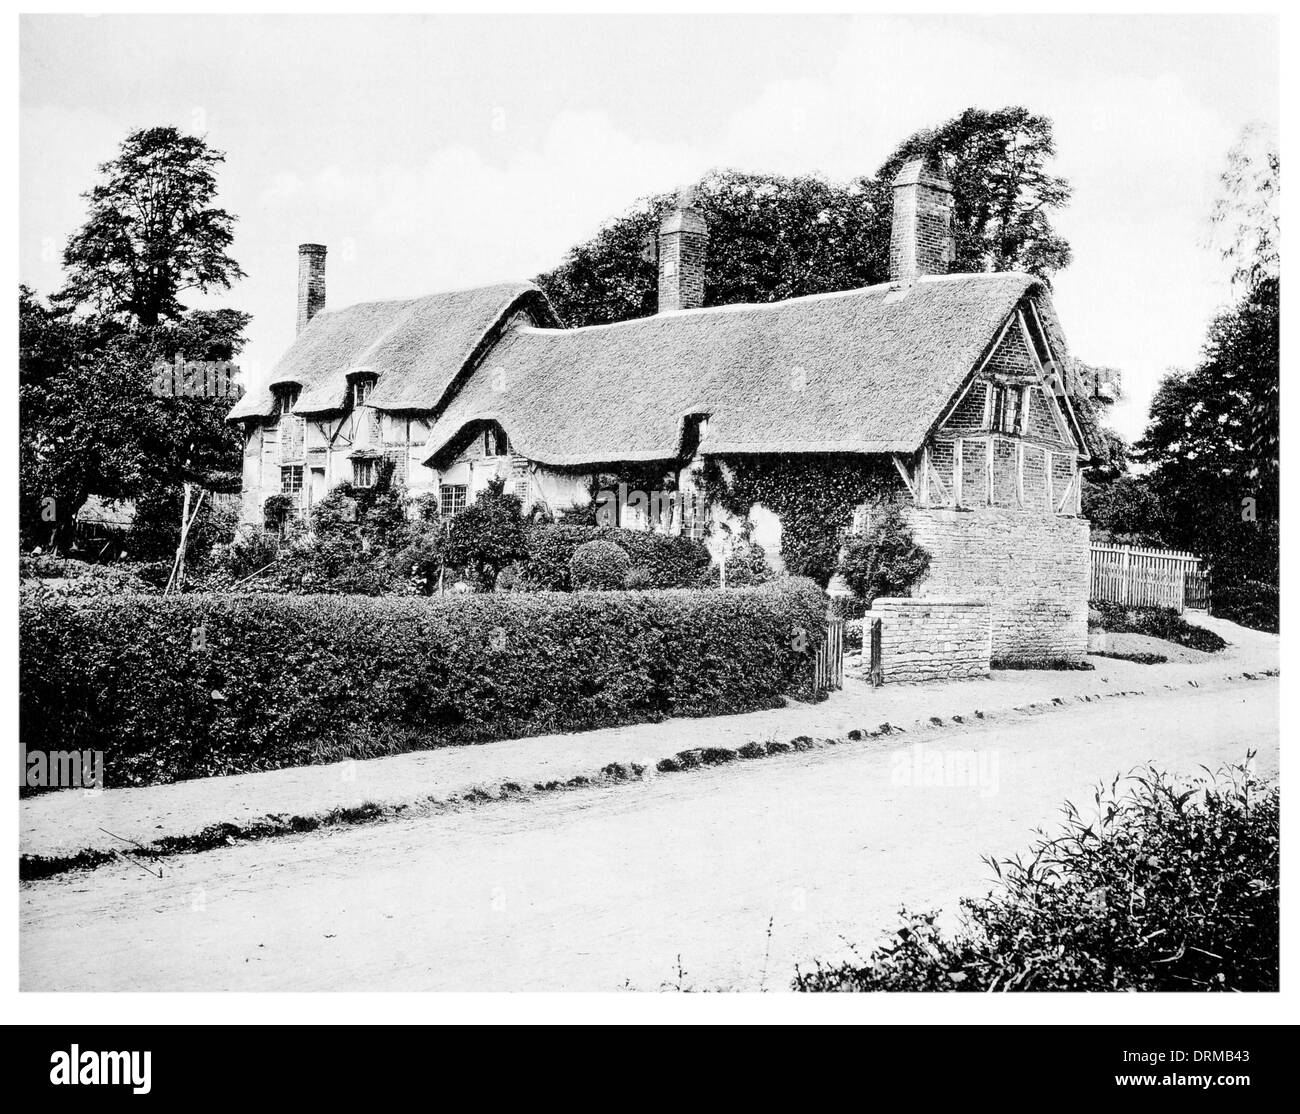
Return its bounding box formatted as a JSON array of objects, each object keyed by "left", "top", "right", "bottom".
[{"left": 698, "top": 454, "right": 901, "bottom": 586}]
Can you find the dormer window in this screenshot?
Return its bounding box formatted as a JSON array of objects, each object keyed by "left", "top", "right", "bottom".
[
  {"left": 273, "top": 385, "right": 300, "bottom": 417},
  {"left": 353, "top": 377, "right": 373, "bottom": 408},
  {"left": 483, "top": 425, "right": 509, "bottom": 457}
]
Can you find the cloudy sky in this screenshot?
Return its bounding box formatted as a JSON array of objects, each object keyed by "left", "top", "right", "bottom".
[{"left": 20, "top": 13, "right": 1278, "bottom": 442}]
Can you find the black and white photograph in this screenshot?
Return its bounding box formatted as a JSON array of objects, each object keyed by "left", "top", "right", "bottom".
[{"left": 8, "top": 3, "right": 1291, "bottom": 1087}]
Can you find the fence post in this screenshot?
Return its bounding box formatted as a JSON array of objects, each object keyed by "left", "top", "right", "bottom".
[{"left": 869, "top": 618, "right": 883, "bottom": 687}]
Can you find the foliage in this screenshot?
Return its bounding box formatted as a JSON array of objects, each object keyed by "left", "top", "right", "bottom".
[
  {"left": 19, "top": 556, "right": 154, "bottom": 600},
  {"left": 837, "top": 505, "right": 930, "bottom": 603},
  {"left": 569, "top": 539, "right": 632, "bottom": 590},
  {"left": 991, "top": 657, "right": 1094, "bottom": 671},
  {"left": 262, "top": 494, "right": 293, "bottom": 533},
  {"left": 522, "top": 523, "right": 711, "bottom": 591},
  {"left": 536, "top": 106, "right": 1073, "bottom": 326},
  {"left": 793, "top": 760, "right": 1278, "bottom": 991},
  {"left": 872, "top": 106, "right": 1072, "bottom": 282},
  {"left": 1080, "top": 474, "right": 1168, "bottom": 547},
  {"left": 125, "top": 484, "right": 239, "bottom": 564},
  {"left": 701, "top": 454, "right": 896, "bottom": 587},
  {"left": 58, "top": 126, "right": 245, "bottom": 326},
  {"left": 1208, "top": 123, "right": 1279, "bottom": 294},
  {"left": 1210, "top": 581, "right": 1279, "bottom": 634},
  {"left": 19, "top": 579, "right": 827, "bottom": 786},
  {"left": 720, "top": 540, "right": 774, "bottom": 587},
  {"left": 1088, "top": 601, "right": 1227, "bottom": 653},
  {"left": 18, "top": 287, "right": 246, "bottom": 549},
  {"left": 444, "top": 476, "right": 528, "bottom": 590}
]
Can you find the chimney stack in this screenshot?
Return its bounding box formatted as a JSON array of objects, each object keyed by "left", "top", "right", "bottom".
[
  {"left": 657, "top": 187, "right": 708, "bottom": 313},
  {"left": 889, "top": 157, "right": 954, "bottom": 286},
  {"left": 296, "top": 243, "right": 327, "bottom": 333}
]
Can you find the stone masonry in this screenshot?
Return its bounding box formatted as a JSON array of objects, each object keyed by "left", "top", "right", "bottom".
[
  {"left": 904, "top": 505, "right": 1091, "bottom": 661},
  {"left": 871, "top": 598, "right": 992, "bottom": 683}
]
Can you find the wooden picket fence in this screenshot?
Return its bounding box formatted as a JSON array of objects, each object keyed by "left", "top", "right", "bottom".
[
  {"left": 814, "top": 618, "right": 845, "bottom": 693},
  {"left": 1089, "top": 544, "right": 1206, "bottom": 613}
]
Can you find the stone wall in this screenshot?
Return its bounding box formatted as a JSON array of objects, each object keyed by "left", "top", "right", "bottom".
[
  {"left": 871, "top": 598, "right": 991, "bottom": 683},
  {"left": 904, "top": 505, "right": 1090, "bottom": 661}
]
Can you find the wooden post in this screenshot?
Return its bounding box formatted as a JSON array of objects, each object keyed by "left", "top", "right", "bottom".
[{"left": 869, "top": 618, "right": 883, "bottom": 687}]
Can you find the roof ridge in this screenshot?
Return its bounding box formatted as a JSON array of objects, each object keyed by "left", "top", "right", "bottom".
[{"left": 512, "top": 271, "right": 1032, "bottom": 335}]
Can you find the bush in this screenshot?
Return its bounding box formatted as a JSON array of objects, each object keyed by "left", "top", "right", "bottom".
[
  {"left": 837, "top": 505, "right": 930, "bottom": 604},
  {"left": 444, "top": 476, "right": 527, "bottom": 590},
  {"left": 570, "top": 539, "right": 631, "bottom": 590},
  {"left": 721, "top": 540, "right": 774, "bottom": 587},
  {"left": 19, "top": 578, "right": 827, "bottom": 786},
  {"left": 19, "top": 557, "right": 153, "bottom": 600},
  {"left": 1089, "top": 600, "right": 1227, "bottom": 652},
  {"left": 522, "top": 523, "right": 711, "bottom": 591},
  {"left": 794, "top": 760, "right": 1278, "bottom": 991},
  {"left": 1211, "top": 580, "right": 1278, "bottom": 634},
  {"left": 991, "top": 657, "right": 1094, "bottom": 671}
]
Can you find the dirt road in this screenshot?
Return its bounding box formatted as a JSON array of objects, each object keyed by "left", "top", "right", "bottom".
[{"left": 21, "top": 680, "right": 1277, "bottom": 992}]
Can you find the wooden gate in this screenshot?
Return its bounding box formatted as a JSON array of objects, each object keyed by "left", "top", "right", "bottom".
[{"left": 814, "top": 618, "right": 845, "bottom": 693}]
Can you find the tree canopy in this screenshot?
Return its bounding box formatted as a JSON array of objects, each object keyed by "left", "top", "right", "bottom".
[
  {"left": 537, "top": 105, "right": 1073, "bottom": 327},
  {"left": 58, "top": 126, "right": 245, "bottom": 326}
]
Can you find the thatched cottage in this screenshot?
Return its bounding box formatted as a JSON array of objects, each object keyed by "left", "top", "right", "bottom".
[{"left": 229, "top": 157, "right": 1105, "bottom": 659}]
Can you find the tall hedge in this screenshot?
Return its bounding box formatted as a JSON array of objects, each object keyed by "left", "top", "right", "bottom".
[{"left": 20, "top": 579, "right": 827, "bottom": 787}]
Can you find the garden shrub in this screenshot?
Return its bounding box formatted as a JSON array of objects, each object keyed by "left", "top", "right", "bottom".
[
  {"left": 19, "top": 577, "right": 827, "bottom": 787},
  {"left": 794, "top": 760, "right": 1278, "bottom": 991},
  {"left": 721, "top": 540, "right": 774, "bottom": 587},
  {"left": 837, "top": 505, "right": 930, "bottom": 604},
  {"left": 1211, "top": 580, "right": 1278, "bottom": 634},
  {"left": 991, "top": 657, "right": 1094, "bottom": 671},
  {"left": 1089, "top": 600, "right": 1227, "bottom": 652},
  {"left": 570, "top": 539, "right": 631, "bottom": 590},
  {"left": 444, "top": 476, "right": 527, "bottom": 590},
  {"left": 522, "top": 523, "right": 710, "bottom": 591},
  {"left": 19, "top": 557, "right": 153, "bottom": 599}
]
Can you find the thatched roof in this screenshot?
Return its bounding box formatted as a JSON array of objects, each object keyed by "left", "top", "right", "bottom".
[
  {"left": 423, "top": 272, "right": 1095, "bottom": 467},
  {"left": 227, "top": 282, "right": 554, "bottom": 421}
]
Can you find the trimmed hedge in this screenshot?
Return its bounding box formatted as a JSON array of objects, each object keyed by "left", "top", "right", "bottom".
[
  {"left": 522, "top": 524, "right": 711, "bottom": 591},
  {"left": 20, "top": 578, "right": 827, "bottom": 787}
]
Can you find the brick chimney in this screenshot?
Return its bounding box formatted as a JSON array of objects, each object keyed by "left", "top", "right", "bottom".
[
  {"left": 657, "top": 187, "right": 708, "bottom": 313},
  {"left": 296, "top": 243, "right": 327, "bottom": 333},
  {"left": 889, "top": 157, "right": 954, "bottom": 285}
]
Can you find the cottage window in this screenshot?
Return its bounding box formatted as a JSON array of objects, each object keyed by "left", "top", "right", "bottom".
[
  {"left": 275, "top": 386, "right": 300, "bottom": 416},
  {"left": 483, "top": 426, "right": 509, "bottom": 457},
  {"left": 281, "top": 465, "right": 304, "bottom": 495},
  {"left": 352, "top": 459, "right": 375, "bottom": 488},
  {"left": 440, "top": 484, "right": 468, "bottom": 518},
  {"left": 352, "top": 378, "right": 374, "bottom": 408},
  {"left": 991, "top": 385, "right": 1024, "bottom": 435}
]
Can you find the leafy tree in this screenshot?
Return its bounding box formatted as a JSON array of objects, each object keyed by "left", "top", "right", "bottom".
[
  {"left": 58, "top": 127, "right": 245, "bottom": 326},
  {"left": 444, "top": 476, "right": 528, "bottom": 590},
  {"left": 538, "top": 169, "right": 882, "bottom": 327},
  {"left": 537, "top": 106, "right": 1073, "bottom": 327},
  {"left": 18, "top": 288, "right": 247, "bottom": 549},
  {"left": 870, "top": 106, "right": 1072, "bottom": 282},
  {"left": 1209, "top": 123, "right": 1279, "bottom": 294},
  {"left": 1136, "top": 277, "right": 1278, "bottom": 583}
]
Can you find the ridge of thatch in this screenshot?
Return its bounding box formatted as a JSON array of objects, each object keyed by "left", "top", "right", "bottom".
[
  {"left": 423, "top": 272, "right": 1072, "bottom": 468},
  {"left": 226, "top": 282, "right": 548, "bottom": 421}
]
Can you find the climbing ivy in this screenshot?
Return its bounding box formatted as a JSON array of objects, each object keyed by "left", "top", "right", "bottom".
[{"left": 698, "top": 454, "right": 899, "bottom": 586}]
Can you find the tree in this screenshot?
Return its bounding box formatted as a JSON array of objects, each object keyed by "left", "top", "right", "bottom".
[
  {"left": 537, "top": 106, "right": 1073, "bottom": 327},
  {"left": 59, "top": 127, "right": 245, "bottom": 326},
  {"left": 19, "top": 287, "right": 247, "bottom": 549},
  {"left": 1136, "top": 277, "right": 1278, "bottom": 582},
  {"left": 871, "top": 106, "right": 1072, "bottom": 282},
  {"left": 444, "top": 476, "right": 528, "bottom": 589},
  {"left": 538, "top": 169, "right": 882, "bottom": 327},
  {"left": 1209, "top": 123, "right": 1279, "bottom": 294}
]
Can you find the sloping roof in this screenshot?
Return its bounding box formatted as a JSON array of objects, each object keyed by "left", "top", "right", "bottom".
[
  {"left": 227, "top": 282, "right": 548, "bottom": 421},
  {"left": 423, "top": 272, "right": 1079, "bottom": 467}
]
